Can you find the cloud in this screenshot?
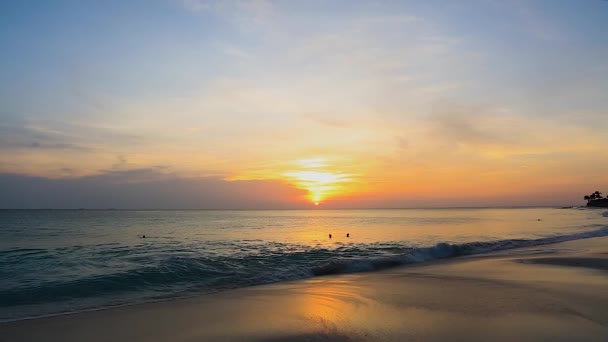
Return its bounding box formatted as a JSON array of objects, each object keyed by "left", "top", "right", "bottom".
[
  {"left": 0, "top": 120, "right": 142, "bottom": 152},
  {"left": 0, "top": 169, "right": 307, "bottom": 209},
  {"left": 0, "top": 123, "right": 91, "bottom": 151},
  {"left": 427, "top": 103, "right": 520, "bottom": 148},
  {"left": 420, "top": 101, "right": 607, "bottom": 159},
  {"left": 0, "top": 119, "right": 152, "bottom": 176}
]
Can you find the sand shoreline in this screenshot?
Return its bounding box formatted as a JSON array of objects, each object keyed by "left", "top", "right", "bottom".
[{"left": 2, "top": 236, "right": 608, "bottom": 341}]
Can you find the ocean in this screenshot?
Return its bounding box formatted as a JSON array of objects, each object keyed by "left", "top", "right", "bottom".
[{"left": 1, "top": 207, "right": 607, "bottom": 321}]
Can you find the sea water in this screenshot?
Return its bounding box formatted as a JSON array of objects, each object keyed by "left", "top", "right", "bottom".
[{"left": 1, "top": 207, "right": 607, "bottom": 321}]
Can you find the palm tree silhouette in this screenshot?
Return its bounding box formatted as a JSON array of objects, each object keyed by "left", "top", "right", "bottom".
[{"left": 584, "top": 191, "right": 606, "bottom": 201}]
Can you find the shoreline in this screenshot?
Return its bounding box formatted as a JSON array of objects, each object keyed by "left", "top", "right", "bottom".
[{"left": 2, "top": 236, "right": 608, "bottom": 341}]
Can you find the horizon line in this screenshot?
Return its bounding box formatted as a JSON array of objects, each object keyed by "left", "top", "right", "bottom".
[{"left": 0, "top": 205, "right": 583, "bottom": 211}]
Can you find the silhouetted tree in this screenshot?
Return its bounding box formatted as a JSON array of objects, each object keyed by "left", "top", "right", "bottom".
[{"left": 585, "top": 191, "right": 606, "bottom": 201}]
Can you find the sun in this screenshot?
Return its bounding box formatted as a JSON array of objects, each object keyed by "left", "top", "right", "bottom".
[{"left": 284, "top": 163, "right": 351, "bottom": 204}]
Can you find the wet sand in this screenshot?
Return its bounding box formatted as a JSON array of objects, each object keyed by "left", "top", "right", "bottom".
[{"left": 2, "top": 237, "right": 608, "bottom": 341}]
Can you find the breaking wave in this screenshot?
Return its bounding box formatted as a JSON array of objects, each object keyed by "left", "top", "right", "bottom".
[{"left": 312, "top": 226, "right": 608, "bottom": 276}]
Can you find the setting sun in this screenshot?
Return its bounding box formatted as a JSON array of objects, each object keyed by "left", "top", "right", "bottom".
[
  {"left": 285, "top": 170, "right": 351, "bottom": 204},
  {"left": 284, "top": 159, "right": 352, "bottom": 204}
]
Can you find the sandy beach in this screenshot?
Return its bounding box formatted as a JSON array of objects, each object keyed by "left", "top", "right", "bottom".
[{"left": 2, "top": 236, "right": 608, "bottom": 341}]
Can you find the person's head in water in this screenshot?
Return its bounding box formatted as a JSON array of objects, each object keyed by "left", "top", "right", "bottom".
[
  {"left": 347, "top": 233, "right": 350, "bottom": 238},
  {"left": 329, "top": 234, "right": 332, "bottom": 238}
]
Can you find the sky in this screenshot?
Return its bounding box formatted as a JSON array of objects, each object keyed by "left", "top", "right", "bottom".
[{"left": 1, "top": 0, "right": 607, "bottom": 209}]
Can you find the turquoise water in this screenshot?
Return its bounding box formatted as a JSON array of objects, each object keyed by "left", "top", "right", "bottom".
[{"left": 1, "top": 208, "right": 607, "bottom": 321}]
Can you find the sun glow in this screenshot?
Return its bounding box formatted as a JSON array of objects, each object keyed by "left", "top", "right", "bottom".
[{"left": 284, "top": 159, "right": 352, "bottom": 204}]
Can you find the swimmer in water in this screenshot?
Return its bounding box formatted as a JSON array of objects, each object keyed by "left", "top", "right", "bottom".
[{"left": 329, "top": 234, "right": 332, "bottom": 239}]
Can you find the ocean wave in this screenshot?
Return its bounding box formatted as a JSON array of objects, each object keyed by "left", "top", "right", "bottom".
[
  {"left": 312, "top": 226, "right": 608, "bottom": 276},
  {"left": 3, "top": 226, "right": 608, "bottom": 315}
]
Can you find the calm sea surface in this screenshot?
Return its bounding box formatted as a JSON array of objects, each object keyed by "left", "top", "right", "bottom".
[{"left": 1, "top": 208, "right": 607, "bottom": 321}]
